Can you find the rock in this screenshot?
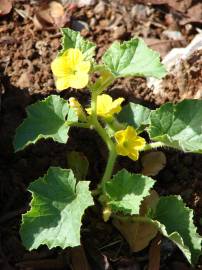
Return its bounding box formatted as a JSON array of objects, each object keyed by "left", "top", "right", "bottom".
[
  {"left": 113, "top": 26, "right": 126, "bottom": 40},
  {"left": 94, "top": 1, "right": 105, "bottom": 14}
]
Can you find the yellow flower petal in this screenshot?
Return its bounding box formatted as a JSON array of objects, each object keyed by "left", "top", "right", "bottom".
[
  {"left": 69, "top": 72, "right": 89, "bottom": 89},
  {"left": 97, "top": 94, "right": 113, "bottom": 117},
  {"left": 76, "top": 61, "right": 91, "bottom": 73},
  {"left": 133, "top": 137, "right": 146, "bottom": 150},
  {"left": 116, "top": 144, "right": 128, "bottom": 156},
  {"left": 128, "top": 151, "right": 139, "bottom": 161},
  {"left": 86, "top": 94, "right": 124, "bottom": 118},
  {"left": 110, "top": 98, "right": 125, "bottom": 115},
  {"left": 51, "top": 48, "right": 90, "bottom": 91},
  {"left": 126, "top": 126, "right": 137, "bottom": 137},
  {"left": 51, "top": 56, "right": 69, "bottom": 77},
  {"left": 114, "top": 130, "right": 125, "bottom": 144},
  {"left": 96, "top": 94, "right": 124, "bottom": 119},
  {"left": 55, "top": 77, "right": 71, "bottom": 91},
  {"left": 66, "top": 48, "right": 84, "bottom": 67},
  {"left": 114, "top": 126, "right": 145, "bottom": 161}
]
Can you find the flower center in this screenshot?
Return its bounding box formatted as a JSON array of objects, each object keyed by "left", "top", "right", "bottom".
[{"left": 123, "top": 141, "right": 129, "bottom": 148}]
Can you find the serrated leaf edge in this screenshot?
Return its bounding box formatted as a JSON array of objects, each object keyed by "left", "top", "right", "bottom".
[
  {"left": 106, "top": 169, "right": 155, "bottom": 215},
  {"left": 154, "top": 195, "right": 202, "bottom": 264},
  {"left": 20, "top": 167, "right": 94, "bottom": 250},
  {"left": 60, "top": 28, "right": 96, "bottom": 60},
  {"left": 13, "top": 95, "right": 70, "bottom": 152}
]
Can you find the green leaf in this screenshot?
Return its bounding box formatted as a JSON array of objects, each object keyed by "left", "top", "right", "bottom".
[
  {"left": 155, "top": 196, "right": 202, "bottom": 264},
  {"left": 14, "top": 95, "right": 78, "bottom": 152},
  {"left": 20, "top": 167, "right": 94, "bottom": 250},
  {"left": 60, "top": 28, "right": 96, "bottom": 61},
  {"left": 105, "top": 169, "right": 155, "bottom": 215},
  {"left": 102, "top": 38, "right": 167, "bottom": 79},
  {"left": 117, "top": 102, "right": 151, "bottom": 131},
  {"left": 148, "top": 100, "right": 202, "bottom": 153},
  {"left": 67, "top": 151, "right": 89, "bottom": 180}
]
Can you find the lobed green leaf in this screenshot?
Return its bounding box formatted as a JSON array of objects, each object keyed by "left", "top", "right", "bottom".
[
  {"left": 20, "top": 167, "right": 94, "bottom": 250},
  {"left": 117, "top": 102, "right": 151, "bottom": 131},
  {"left": 102, "top": 38, "right": 167, "bottom": 79},
  {"left": 14, "top": 95, "right": 77, "bottom": 152},
  {"left": 105, "top": 169, "right": 155, "bottom": 215},
  {"left": 154, "top": 196, "right": 202, "bottom": 264},
  {"left": 60, "top": 28, "right": 96, "bottom": 61},
  {"left": 148, "top": 99, "right": 202, "bottom": 153}
]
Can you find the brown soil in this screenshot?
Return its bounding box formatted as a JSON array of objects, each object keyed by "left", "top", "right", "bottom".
[{"left": 0, "top": 1, "right": 201, "bottom": 269}]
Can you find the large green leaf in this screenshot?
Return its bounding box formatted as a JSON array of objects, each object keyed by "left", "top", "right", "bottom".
[
  {"left": 102, "top": 38, "right": 166, "bottom": 79},
  {"left": 105, "top": 169, "right": 155, "bottom": 215},
  {"left": 155, "top": 196, "right": 202, "bottom": 264},
  {"left": 60, "top": 28, "right": 96, "bottom": 61},
  {"left": 14, "top": 95, "right": 77, "bottom": 152},
  {"left": 117, "top": 102, "right": 151, "bottom": 131},
  {"left": 20, "top": 167, "right": 94, "bottom": 250},
  {"left": 148, "top": 100, "right": 202, "bottom": 153}
]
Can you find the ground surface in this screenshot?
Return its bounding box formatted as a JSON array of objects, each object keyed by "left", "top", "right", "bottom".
[{"left": 0, "top": 0, "right": 202, "bottom": 269}]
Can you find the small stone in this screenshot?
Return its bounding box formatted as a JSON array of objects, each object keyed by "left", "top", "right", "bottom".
[
  {"left": 113, "top": 26, "right": 126, "bottom": 40},
  {"left": 94, "top": 1, "right": 105, "bottom": 14}
]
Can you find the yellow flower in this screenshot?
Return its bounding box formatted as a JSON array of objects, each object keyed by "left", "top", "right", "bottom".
[
  {"left": 69, "top": 97, "right": 86, "bottom": 121},
  {"left": 51, "top": 48, "right": 90, "bottom": 90},
  {"left": 114, "top": 126, "right": 146, "bottom": 161},
  {"left": 86, "top": 94, "right": 124, "bottom": 119}
]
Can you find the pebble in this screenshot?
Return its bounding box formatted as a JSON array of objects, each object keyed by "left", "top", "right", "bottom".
[
  {"left": 94, "top": 1, "right": 105, "bottom": 14},
  {"left": 113, "top": 26, "right": 126, "bottom": 40}
]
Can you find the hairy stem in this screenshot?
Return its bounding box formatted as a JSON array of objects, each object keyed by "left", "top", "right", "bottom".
[{"left": 141, "top": 142, "right": 165, "bottom": 151}]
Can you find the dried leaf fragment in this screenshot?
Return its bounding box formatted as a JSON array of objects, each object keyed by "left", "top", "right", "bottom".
[
  {"left": 140, "top": 190, "right": 159, "bottom": 216},
  {"left": 113, "top": 191, "right": 159, "bottom": 252},
  {"left": 113, "top": 218, "right": 158, "bottom": 252},
  {"left": 141, "top": 151, "right": 166, "bottom": 176},
  {"left": 34, "top": 1, "right": 68, "bottom": 29},
  {"left": 49, "top": 1, "right": 66, "bottom": 27}
]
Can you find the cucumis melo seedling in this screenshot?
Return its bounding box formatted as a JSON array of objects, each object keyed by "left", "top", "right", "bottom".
[{"left": 14, "top": 28, "right": 202, "bottom": 266}]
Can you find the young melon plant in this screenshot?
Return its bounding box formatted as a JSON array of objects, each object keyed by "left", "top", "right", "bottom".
[{"left": 14, "top": 28, "right": 202, "bottom": 266}]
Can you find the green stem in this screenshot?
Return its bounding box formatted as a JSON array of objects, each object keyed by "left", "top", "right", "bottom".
[
  {"left": 90, "top": 91, "right": 117, "bottom": 189},
  {"left": 141, "top": 142, "right": 165, "bottom": 151},
  {"left": 89, "top": 74, "right": 115, "bottom": 95},
  {"left": 66, "top": 122, "right": 90, "bottom": 129},
  {"left": 102, "top": 146, "right": 117, "bottom": 185}
]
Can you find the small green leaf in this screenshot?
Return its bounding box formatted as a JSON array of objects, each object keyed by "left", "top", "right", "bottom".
[
  {"left": 67, "top": 151, "right": 89, "bottom": 180},
  {"left": 155, "top": 196, "right": 202, "bottom": 264},
  {"left": 148, "top": 100, "right": 202, "bottom": 153},
  {"left": 20, "top": 167, "right": 94, "bottom": 250},
  {"left": 60, "top": 28, "right": 96, "bottom": 61},
  {"left": 14, "top": 95, "right": 77, "bottom": 152},
  {"left": 105, "top": 169, "right": 155, "bottom": 215},
  {"left": 117, "top": 102, "right": 151, "bottom": 131},
  {"left": 102, "top": 38, "right": 167, "bottom": 79}
]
